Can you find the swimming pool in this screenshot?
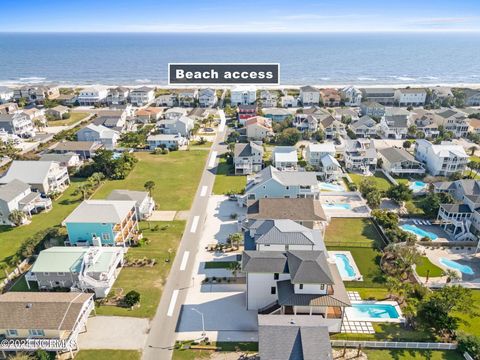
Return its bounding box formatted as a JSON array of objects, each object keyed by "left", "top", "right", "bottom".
[
  {"left": 334, "top": 254, "right": 357, "bottom": 279},
  {"left": 319, "top": 182, "right": 344, "bottom": 192},
  {"left": 400, "top": 224, "right": 438, "bottom": 240},
  {"left": 439, "top": 258, "right": 474, "bottom": 275},
  {"left": 345, "top": 301, "right": 403, "bottom": 322},
  {"left": 324, "top": 203, "right": 352, "bottom": 210},
  {"left": 409, "top": 181, "right": 427, "bottom": 192}
]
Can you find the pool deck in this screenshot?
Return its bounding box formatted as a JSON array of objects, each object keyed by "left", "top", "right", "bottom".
[
  {"left": 320, "top": 193, "right": 370, "bottom": 218},
  {"left": 328, "top": 250, "right": 363, "bottom": 281},
  {"left": 417, "top": 246, "right": 480, "bottom": 289},
  {"left": 399, "top": 219, "right": 453, "bottom": 242}
]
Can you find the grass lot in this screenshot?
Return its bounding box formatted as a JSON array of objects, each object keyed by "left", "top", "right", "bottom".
[
  {"left": 349, "top": 171, "right": 394, "bottom": 192},
  {"left": 9, "top": 275, "right": 38, "bottom": 291},
  {"left": 345, "top": 287, "right": 389, "bottom": 300},
  {"left": 415, "top": 256, "right": 444, "bottom": 277},
  {"left": 470, "top": 156, "right": 480, "bottom": 163},
  {"left": 204, "top": 261, "right": 237, "bottom": 269},
  {"left": 75, "top": 350, "right": 141, "bottom": 360},
  {"left": 455, "top": 289, "right": 480, "bottom": 336},
  {"left": 190, "top": 141, "right": 213, "bottom": 149},
  {"left": 95, "top": 221, "right": 184, "bottom": 318},
  {"left": 212, "top": 157, "right": 246, "bottom": 195},
  {"left": 93, "top": 151, "right": 208, "bottom": 211},
  {"left": 332, "top": 323, "right": 435, "bottom": 342},
  {"left": 0, "top": 178, "right": 87, "bottom": 278},
  {"left": 47, "top": 111, "right": 89, "bottom": 126},
  {"left": 173, "top": 341, "right": 258, "bottom": 360},
  {"left": 325, "top": 218, "right": 386, "bottom": 288},
  {"left": 363, "top": 349, "right": 463, "bottom": 360}
]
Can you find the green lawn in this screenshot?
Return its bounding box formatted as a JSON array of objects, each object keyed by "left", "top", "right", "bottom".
[
  {"left": 363, "top": 349, "right": 463, "bottom": 360},
  {"left": 212, "top": 157, "right": 246, "bottom": 195},
  {"left": 204, "top": 261, "right": 237, "bottom": 269},
  {"left": 75, "top": 350, "right": 141, "bottom": 360},
  {"left": 332, "top": 323, "right": 435, "bottom": 342},
  {"left": 190, "top": 141, "right": 213, "bottom": 149},
  {"left": 345, "top": 287, "right": 389, "bottom": 300},
  {"left": 348, "top": 171, "right": 394, "bottom": 192},
  {"left": 0, "top": 178, "right": 87, "bottom": 278},
  {"left": 9, "top": 275, "right": 38, "bottom": 292},
  {"left": 47, "top": 111, "right": 89, "bottom": 126},
  {"left": 470, "top": 156, "right": 480, "bottom": 163},
  {"left": 173, "top": 341, "right": 258, "bottom": 360},
  {"left": 93, "top": 151, "right": 208, "bottom": 211},
  {"left": 325, "top": 218, "right": 386, "bottom": 288},
  {"left": 415, "top": 256, "right": 444, "bottom": 277},
  {"left": 95, "top": 221, "right": 184, "bottom": 318},
  {"left": 455, "top": 289, "right": 480, "bottom": 336}
]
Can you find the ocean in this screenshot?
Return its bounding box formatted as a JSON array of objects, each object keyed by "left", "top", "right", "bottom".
[{"left": 0, "top": 32, "right": 479, "bottom": 86}]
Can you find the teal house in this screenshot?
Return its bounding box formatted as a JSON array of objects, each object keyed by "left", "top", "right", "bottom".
[{"left": 64, "top": 200, "right": 139, "bottom": 246}]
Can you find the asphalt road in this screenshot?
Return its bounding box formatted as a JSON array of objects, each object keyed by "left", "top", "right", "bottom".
[{"left": 142, "top": 110, "right": 227, "bottom": 360}]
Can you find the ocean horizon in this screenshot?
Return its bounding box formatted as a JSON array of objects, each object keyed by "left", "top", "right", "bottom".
[{"left": 1, "top": 32, "right": 479, "bottom": 86}]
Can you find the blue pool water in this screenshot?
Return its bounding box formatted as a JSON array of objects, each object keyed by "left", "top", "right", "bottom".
[
  {"left": 439, "top": 258, "right": 474, "bottom": 275},
  {"left": 335, "top": 254, "right": 357, "bottom": 278},
  {"left": 319, "top": 182, "right": 344, "bottom": 192},
  {"left": 409, "top": 181, "right": 427, "bottom": 192},
  {"left": 400, "top": 224, "right": 438, "bottom": 240},
  {"left": 324, "top": 203, "right": 351, "bottom": 210},
  {"left": 347, "top": 303, "right": 400, "bottom": 320}
]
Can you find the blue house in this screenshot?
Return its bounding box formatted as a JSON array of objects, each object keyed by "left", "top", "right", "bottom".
[{"left": 64, "top": 200, "right": 139, "bottom": 246}]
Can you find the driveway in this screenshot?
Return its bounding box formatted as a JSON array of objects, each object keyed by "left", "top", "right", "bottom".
[
  {"left": 78, "top": 316, "right": 149, "bottom": 350},
  {"left": 176, "top": 195, "right": 258, "bottom": 342}
]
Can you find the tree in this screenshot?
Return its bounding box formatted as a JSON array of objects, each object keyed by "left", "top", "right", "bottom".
[
  {"left": 458, "top": 333, "right": 480, "bottom": 360},
  {"left": 403, "top": 140, "right": 411, "bottom": 149},
  {"left": 407, "top": 125, "right": 417, "bottom": 137},
  {"left": 228, "top": 232, "right": 243, "bottom": 249},
  {"left": 386, "top": 184, "right": 413, "bottom": 204},
  {"left": 469, "top": 146, "right": 477, "bottom": 156},
  {"left": 229, "top": 261, "right": 241, "bottom": 280},
  {"left": 144, "top": 180, "right": 156, "bottom": 197},
  {"left": 386, "top": 276, "right": 401, "bottom": 299},
  {"left": 418, "top": 285, "right": 474, "bottom": 335},
  {"left": 276, "top": 127, "right": 301, "bottom": 146},
  {"left": 419, "top": 192, "right": 454, "bottom": 218},
  {"left": 88, "top": 172, "right": 105, "bottom": 187},
  {"left": 359, "top": 177, "right": 376, "bottom": 197},
  {"left": 74, "top": 183, "right": 93, "bottom": 200},
  {"left": 448, "top": 171, "right": 463, "bottom": 181},
  {"left": 124, "top": 290, "right": 141, "bottom": 307},
  {"left": 8, "top": 210, "right": 26, "bottom": 226},
  {"left": 365, "top": 189, "right": 382, "bottom": 209},
  {"left": 444, "top": 269, "right": 460, "bottom": 283}
]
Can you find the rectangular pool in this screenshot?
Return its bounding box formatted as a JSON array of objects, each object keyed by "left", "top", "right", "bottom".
[
  {"left": 345, "top": 301, "right": 403, "bottom": 322},
  {"left": 319, "top": 182, "right": 344, "bottom": 192},
  {"left": 324, "top": 203, "right": 352, "bottom": 210},
  {"left": 400, "top": 224, "right": 438, "bottom": 240}
]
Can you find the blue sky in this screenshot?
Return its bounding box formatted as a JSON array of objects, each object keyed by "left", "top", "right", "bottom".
[{"left": 2, "top": 0, "right": 480, "bottom": 32}]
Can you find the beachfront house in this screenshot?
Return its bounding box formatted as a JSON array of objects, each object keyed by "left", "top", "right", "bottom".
[
  {"left": 129, "top": 86, "right": 155, "bottom": 106},
  {"left": 394, "top": 88, "right": 427, "bottom": 106},
  {"left": 241, "top": 166, "right": 320, "bottom": 205},
  {"left": 415, "top": 139, "right": 468, "bottom": 176},
  {"left": 465, "top": 89, "right": 480, "bottom": 106},
  {"left": 0, "top": 87, "right": 13, "bottom": 104},
  {"left": 280, "top": 95, "right": 296, "bottom": 108},
  {"left": 76, "top": 124, "right": 119, "bottom": 150},
  {"left": 0, "top": 292, "right": 94, "bottom": 356},
  {"left": 77, "top": 86, "right": 109, "bottom": 106},
  {"left": 107, "top": 189, "right": 155, "bottom": 219},
  {"left": 0, "top": 179, "right": 52, "bottom": 226},
  {"left": 341, "top": 86, "right": 362, "bottom": 106},
  {"left": 343, "top": 138, "right": 377, "bottom": 174},
  {"left": 0, "top": 160, "right": 69, "bottom": 194},
  {"left": 378, "top": 147, "right": 425, "bottom": 176},
  {"left": 64, "top": 199, "right": 139, "bottom": 246},
  {"left": 320, "top": 89, "right": 342, "bottom": 107},
  {"left": 147, "top": 133, "right": 188, "bottom": 150},
  {"left": 272, "top": 146, "right": 298, "bottom": 171},
  {"left": 27, "top": 246, "right": 124, "bottom": 298},
  {"left": 198, "top": 88, "right": 217, "bottom": 107},
  {"left": 299, "top": 86, "right": 320, "bottom": 106},
  {"left": 178, "top": 89, "right": 198, "bottom": 107},
  {"left": 234, "top": 141, "right": 264, "bottom": 175},
  {"left": 361, "top": 88, "right": 395, "bottom": 105},
  {"left": 260, "top": 90, "right": 278, "bottom": 108},
  {"left": 231, "top": 86, "right": 256, "bottom": 105},
  {"left": 0, "top": 112, "right": 35, "bottom": 138},
  {"left": 106, "top": 86, "right": 130, "bottom": 105},
  {"left": 156, "top": 93, "right": 178, "bottom": 107}
]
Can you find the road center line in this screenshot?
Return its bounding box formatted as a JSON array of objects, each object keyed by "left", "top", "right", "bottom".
[
  {"left": 200, "top": 185, "right": 208, "bottom": 197},
  {"left": 167, "top": 290, "right": 179, "bottom": 317},
  {"left": 180, "top": 251, "right": 190, "bottom": 271},
  {"left": 208, "top": 151, "right": 217, "bottom": 168},
  {"left": 190, "top": 216, "right": 200, "bottom": 233}
]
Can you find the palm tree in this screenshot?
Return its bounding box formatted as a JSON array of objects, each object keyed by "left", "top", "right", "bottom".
[
  {"left": 445, "top": 269, "right": 460, "bottom": 283},
  {"left": 74, "top": 183, "right": 92, "bottom": 200},
  {"left": 8, "top": 209, "right": 26, "bottom": 226},
  {"left": 228, "top": 232, "right": 243, "bottom": 250},
  {"left": 386, "top": 276, "right": 401, "bottom": 299},
  {"left": 144, "top": 180, "right": 156, "bottom": 197},
  {"left": 229, "top": 261, "right": 241, "bottom": 281},
  {"left": 469, "top": 146, "right": 477, "bottom": 157},
  {"left": 88, "top": 172, "right": 105, "bottom": 187}
]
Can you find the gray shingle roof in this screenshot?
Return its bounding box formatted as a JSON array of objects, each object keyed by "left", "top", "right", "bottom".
[
  {"left": 0, "top": 179, "right": 30, "bottom": 202},
  {"left": 286, "top": 251, "right": 334, "bottom": 284},
  {"left": 234, "top": 141, "right": 263, "bottom": 157},
  {"left": 107, "top": 190, "right": 149, "bottom": 207},
  {"left": 247, "top": 198, "right": 327, "bottom": 222},
  {"left": 0, "top": 161, "right": 56, "bottom": 185},
  {"left": 300, "top": 86, "right": 319, "bottom": 93},
  {"left": 242, "top": 251, "right": 287, "bottom": 273},
  {"left": 379, "top": 147, "right": 416, "bottom": 164},
  {"left": 246, "top": 166, "right": 318, "bottom": 190},
  {"left": 350, "top": 116, "right": 376, "bottom": 130},
  {"left": 64, "top": 200, "right": 136, "bottom": 224}
]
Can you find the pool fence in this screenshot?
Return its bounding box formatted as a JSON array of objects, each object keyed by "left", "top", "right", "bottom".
[{"left": 331, "top": 340, "right": 457, "bottom": 350}]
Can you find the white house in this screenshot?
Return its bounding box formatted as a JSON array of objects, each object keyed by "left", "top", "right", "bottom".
[
  {"left": 164, "top": 107, "right": 188, "bottom": 120},
  {"left": 415, "top": 139, "right": 468, "bottom": 176},
  {"left": 231, "top": 86, "right": 256, "bottom": 105},
  {"left": 156, "top": 93, "right": 177, "bottom": 107},
  {"left": 178, "top": 89, "right": 198, "bottom": 107},
  {"left": 341, "top": 86, "right": 362, "bottom": 106},
  {"left": 394, "top": 88, "right": 427, "bottom": 106},
  {"left": 0, "top": 180, "right": 52, "bottom": 226},
  {"left": 260, "top": 90, "right": 278, "bottom": 108},
  {"left": 129, "top": 86, "right": 155, "bottom": 106},
  {"left": 234, "top": 141, "right": 264, "bottom": 175},
  {"left": 0, "top": 87, "right": 14, "bottom": 104},
  {"left": 299, "top": 86, "right": 320, "bottom": 106},
  {"left": 76, "top": 124, "right": 119, "bottom": 150},
  {"left": 0, "top": 112, "right": 35, "bottom": 138},
  {"left": 305, "top": 143, "right": 341, "bottom": 181},
  {"left": 77, "top": 86, "right": 109, "bottom": 106},
  {"left": 147, "top": 133, "right": 188, "bottom": 150},
  {"left": 343, "top": 138, "right": 377, "bottom": 173},
  {"left": 198, "top": 88, "right": 217, "bottom": 107},
  {"left": 465, "top": 89, "right": 480, "bottom": 106},
  {"left": 272, "top": 146, "right": 298, "bottom": 171},
  {"left": 106, "top": 87, "right": 130, "bottom": 105},
  {"left": 39, "top": 152, "right": 82, "bottom": 168},
  {"left": 0, "top": 160, "right": 70, "bottom": 194},
  {"left": 280, "top": 95, "right": 296, "bottom": 108},
  {"left": 378, "top": 147, "right": 425, "bottom": 176},
  {"left": 158, "top": 115, "right": 195, "bottom": 137}
]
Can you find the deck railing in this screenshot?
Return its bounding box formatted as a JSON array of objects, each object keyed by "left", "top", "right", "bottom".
[{"left": 330, "top": 340, "right": 457, "bottom": 350}]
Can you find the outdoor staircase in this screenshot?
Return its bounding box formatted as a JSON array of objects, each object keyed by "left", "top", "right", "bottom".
[{"left": 258, "top": 301, "right": 281, "bottom": 315}]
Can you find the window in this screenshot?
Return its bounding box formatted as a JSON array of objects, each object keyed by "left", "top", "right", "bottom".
[
  {"left": 274, "top": 273, "right": 279, "bottom": 280},
  {"left": 102, "top": 233, "right": 111, "bottom": 240},
  {"left": 270, "top": 287, "right": 276, "bottom": 295},
  {"left": 57, "top": 272, "right": 65, "bottom": 276},
  {"left": 29, "top": 329, "right": 45, "bottom": 337},
  {"left": 6, "top": 329, "right": 18, "bottom": 337},
  {"left": 299, "top": 284, "right": 304, "bottom": 290},
  {"left": 320, "top": 284, "right": 325, "bottom": 290}
]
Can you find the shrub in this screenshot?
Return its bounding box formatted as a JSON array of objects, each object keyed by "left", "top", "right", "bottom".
[{"left": 124, "top": 290, "right": 141, "bottom": 307}]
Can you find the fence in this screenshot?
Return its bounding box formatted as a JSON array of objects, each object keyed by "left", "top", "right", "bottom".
[{"left": 331, "top": 340, "right": 457, "bottom": 350}]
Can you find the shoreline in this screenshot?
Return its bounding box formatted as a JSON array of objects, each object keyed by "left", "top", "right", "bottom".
[{"left": 1, "top": 82, "right": 480, "bottom": 90}]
